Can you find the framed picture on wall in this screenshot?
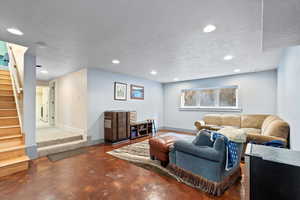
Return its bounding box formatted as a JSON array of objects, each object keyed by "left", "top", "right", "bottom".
[
  {"left": 114, "top": 82, "right": 127, "bottom": 101},
  {"left": 131, "top": 84, "right": 144, "bottom": 100}
]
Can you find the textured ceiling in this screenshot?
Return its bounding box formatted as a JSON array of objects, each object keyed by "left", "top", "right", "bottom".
[
  {"left": 0, "top": 0, "right": 283, "bottom": 82},
  {"left": 263, "top": 0, "right": 300, "bottom": 51}
]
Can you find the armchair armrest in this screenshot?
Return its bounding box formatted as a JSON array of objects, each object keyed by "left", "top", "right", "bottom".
[
  {"left": 247, "top": 133, "right": 287, "bottom": 146},
  {"left": 194, "top": 120, "right": 205, "bottom": 130},
  {"left": 173, "top": 140, "right": 224, "bottom": 162}
]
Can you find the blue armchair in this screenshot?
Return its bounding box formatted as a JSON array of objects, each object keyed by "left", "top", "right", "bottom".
[{"left": 168, "top": 132, "right": 243, "bottom": 196}]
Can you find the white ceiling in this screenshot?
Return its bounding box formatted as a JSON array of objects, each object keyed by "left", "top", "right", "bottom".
[
  {"left": 0, "top": 0, "right": 284, "bottom": 82},
  {"left": 263, "top": 0, "right": 300, "bottom": 51}
]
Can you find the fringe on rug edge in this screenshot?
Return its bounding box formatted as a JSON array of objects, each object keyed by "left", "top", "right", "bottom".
[{"left": 167, "top": 164, "right": 241, "bottom": 196}]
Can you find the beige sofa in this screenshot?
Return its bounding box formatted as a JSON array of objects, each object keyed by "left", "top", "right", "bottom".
[{"left": 194, "top": 114, "right": 290, "bottom": 147}]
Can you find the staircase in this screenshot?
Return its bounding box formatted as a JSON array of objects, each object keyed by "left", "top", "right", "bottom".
[{"left": 0, "top": 69, "right": 29, "bottom": 177}]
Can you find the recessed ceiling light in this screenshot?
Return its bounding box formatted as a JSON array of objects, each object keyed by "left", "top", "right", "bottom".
[
  {"left": 234, "top": 69, "right": 241, "bottom": 73},
  {"left": 150, "top": 70, "right": 157, "bottom": 75},
  {"left": 203, "top": 25, "right": 216, "bottom": 33},
  {"left": 112, "top": 59, "right": 120, "bottom": 64},
  {"left": 6, "top": 28, "right": 24, "bottom": 36},
  {"left": 40, "top": 70, "right": 48, "bottom": 74},
  {"left": 224, "top": 55, "right": 234, "bottom": 60},
  {"left": 174, "top": 78, "right": 179, "bottom": 81}
]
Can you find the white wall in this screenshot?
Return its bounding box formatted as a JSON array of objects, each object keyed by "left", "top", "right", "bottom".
[
  {"left": 277, "top": 45, "right": 300, "bottom": 150},
  {"left": 87, "top": 68, "right": 164, "bottom": 142},
  {"left": 54, "top": 69, "right": 87, "bottom": 133},
  {"left": 163, "top": 70, "right": 277, "bottom": 131},
  {"left": 7, "top": 43, "right": 27, "bottom": 84}
]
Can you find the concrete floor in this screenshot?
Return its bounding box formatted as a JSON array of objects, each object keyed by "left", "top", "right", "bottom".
[
  {"left": 36, "top": 120, "right": 49, "bottom": 128},
  {"left": 36, "top": 126, "right": 83, "bottom": 143},
  {"left": 0, "top": 132, "right": 245, "bottom": 200}
]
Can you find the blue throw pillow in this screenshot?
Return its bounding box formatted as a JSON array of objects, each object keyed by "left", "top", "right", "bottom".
[{"left": 192, "top": 130, "right": 214, "bottom": 147}]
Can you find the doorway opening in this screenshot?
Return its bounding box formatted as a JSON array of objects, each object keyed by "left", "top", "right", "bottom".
[
  {"left": 35, "top": 81, "right": 85, "bottom": 157},
  {"left": 36, "top": 86, "right": 50, "bottom": 128}
]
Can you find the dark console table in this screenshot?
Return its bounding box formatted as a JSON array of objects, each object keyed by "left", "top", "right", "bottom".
[
  {"left": 130, "top": 121, "right": 153, "bottom": 140},
  {"left": 245, "top": 144, "right": 300, "bottom": 200}
]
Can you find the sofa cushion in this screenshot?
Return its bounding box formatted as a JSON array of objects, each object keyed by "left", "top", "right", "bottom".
[
  {"left": 240, "top": 128, "right": 261, "bottom": 135},
  {"left": 221, "top": 114, "right": 241, "bottom": 128},
  {"left": 203, "top": 114, "right": 222, "bottom": 126},
  {"left": 261, "top": 115, "right": 280, "bottom": 133},
  {"left": 218, "top": 127, "right": 247, "bottom": 143},
  {"left": 262, "top": 120, "right": 290, "bottom": 139},
  {"left": 241, "top": 114, "right": 269, "bottom": 129},
  {"left": 204, "top": 124, "right": 223, "bottom": 131}
]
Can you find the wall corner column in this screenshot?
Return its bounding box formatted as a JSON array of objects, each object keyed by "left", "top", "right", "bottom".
[{"left": 23, "top": 52, "right": 37, "bottom": 159}]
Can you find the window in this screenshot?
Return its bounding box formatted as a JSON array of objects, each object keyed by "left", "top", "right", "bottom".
[{"left": 180, "top": 85, "right": 240, "bottom": 111}]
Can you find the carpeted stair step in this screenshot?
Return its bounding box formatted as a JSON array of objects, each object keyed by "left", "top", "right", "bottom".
[
  {"left": 38, "top": 140, "right": 87, "bottom": 157},
  {"left": 37, "top": 134, "right": 83, "bottom": 148}
]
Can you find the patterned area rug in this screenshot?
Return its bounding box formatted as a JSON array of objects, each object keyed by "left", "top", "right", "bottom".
[
  {"left": 107, "top": 139, "right": 176, "bottom": 177},
  {"left": 107, "top": 133, "right": 198, "bottom": 186},
  {"left": 107, "top": 133, "right": 242, "bottom": 196}
]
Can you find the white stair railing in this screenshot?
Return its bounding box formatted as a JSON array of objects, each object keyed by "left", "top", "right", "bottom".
[{"left": 7, "top": 45, "right": 23, "bottom": 133}]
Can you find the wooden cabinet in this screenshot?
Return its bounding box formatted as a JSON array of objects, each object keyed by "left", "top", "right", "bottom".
[{"left": 104, "top": 111, "right": 130, "bottom": 143}]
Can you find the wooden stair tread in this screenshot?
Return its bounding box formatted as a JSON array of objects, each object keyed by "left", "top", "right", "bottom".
[
  {"left": 0, "top": 89, "right": 13, "bottom": 91},
  {"left": 0, "top": 156, "right": 29, "bottom": 168},
  {"left": 0, "top": 83, "right": 12, "bottom": 86},
  {"left": 0, "top": 144, "right": 25, "bottom": 153},
  {"left": 0, "top": 109, "right": 16, "bottom": 111},
  {"left": 0, "top": 125, "right": 20, "bottom": 129},
  {"left": 0, "top": 116, "right": 18, "bottom": 119},
  {"left": 0, "top": 134, "right": 22, "bottom": 141},
  {"left": 0, "top": 70, "right": 9, "bottom": 72},
  {"left": 0, "top": 94, "right": 14, "bottom": 97}
]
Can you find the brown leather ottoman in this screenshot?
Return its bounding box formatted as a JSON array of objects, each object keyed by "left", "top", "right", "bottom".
[{"left": 149, "top": 136, "right": 178, "bottom": 167}]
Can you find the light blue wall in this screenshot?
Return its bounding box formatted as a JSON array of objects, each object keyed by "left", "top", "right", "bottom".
[
  {"left": 87, "top": 68, "right": 164, "bottom": 142},
  {"left": 23, "top": 52, "right": 37, "bottom": 159},
  {"left": 277, "top": 45, "right": 300, "bottom": 150},
  {"left": 163, "top": 70, "right": 277, "bottom": 131}
]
